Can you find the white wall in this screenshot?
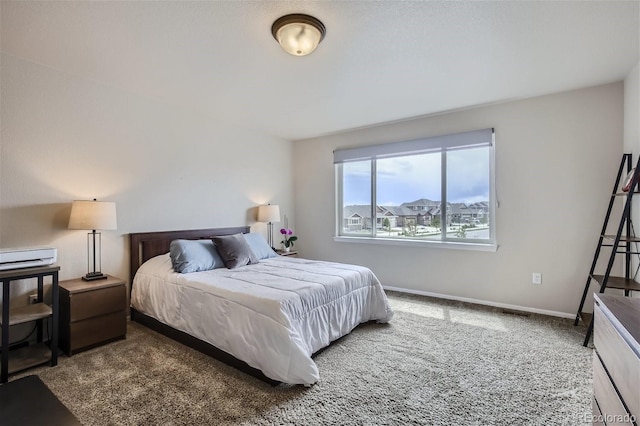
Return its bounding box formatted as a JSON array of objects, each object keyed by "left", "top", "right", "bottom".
[
  {"left": 624, "top": 61, "right": 640, "bottom": 283},
  {"left": 624, "top": 62, "right": 639, "bottom": 155},
  {"left": 0, "top": 54, "right": 293, "bottom": 312},
  {"left": 293, "top": 83, "right": 624, "bottom": 316}
]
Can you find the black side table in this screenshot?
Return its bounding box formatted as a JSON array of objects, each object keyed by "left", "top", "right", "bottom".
[
  {"left": 0, "top": 375, "right": 81, "bottom": 425},
  {"left": 0, "top": 265, "right": 60, "bottom": 383}
]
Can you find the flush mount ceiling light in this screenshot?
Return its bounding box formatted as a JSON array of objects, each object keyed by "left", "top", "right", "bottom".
[{"left": 271, "top": 14, "right": 326, "bottom": 56}]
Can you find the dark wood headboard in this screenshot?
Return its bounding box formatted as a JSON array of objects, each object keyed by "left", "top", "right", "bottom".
[{"left": 129, "top": 226, "right": 250, "bottom": 285}]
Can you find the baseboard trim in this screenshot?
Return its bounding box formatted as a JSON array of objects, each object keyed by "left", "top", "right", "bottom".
[{"left": 383, "top": 286, "right": 575, "bottom": 319}]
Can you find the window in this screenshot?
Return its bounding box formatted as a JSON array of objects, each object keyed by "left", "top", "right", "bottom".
[{"left": 335, "top": 129, "right": 495, "bottom": 247}]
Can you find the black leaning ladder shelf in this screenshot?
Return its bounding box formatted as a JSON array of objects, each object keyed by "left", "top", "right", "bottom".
[{"left": 575, "top": 153, "right": 640, "bottom": 346}]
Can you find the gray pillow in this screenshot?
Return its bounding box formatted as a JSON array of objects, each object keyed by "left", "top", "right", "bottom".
[
  {"left": 169, "top": 239, "right": 225, "bottom": 273},
  {"left": 212, "top": 234, "right": 259, "bottom": 269},
  {"left": 243, "top": 233, "right": 277, "bottom": 260}
]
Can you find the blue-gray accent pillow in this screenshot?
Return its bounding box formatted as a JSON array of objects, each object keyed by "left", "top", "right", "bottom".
[
  {"left": 169, "top": 239, "right": 225, "bottom": 273},
  {"left": 243, "top": 233, "right": 277, "bottom": 260}
]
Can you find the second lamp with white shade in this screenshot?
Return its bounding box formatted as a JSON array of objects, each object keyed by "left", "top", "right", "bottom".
[{"left": 257, "top": 204, "right": 280, "bottom": 249}]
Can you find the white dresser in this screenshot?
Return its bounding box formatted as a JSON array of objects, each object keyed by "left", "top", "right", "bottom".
[{"left": 593, "top": 293, "right": 639, "bottom": 425}]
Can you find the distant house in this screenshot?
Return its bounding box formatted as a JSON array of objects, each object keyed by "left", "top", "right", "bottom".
[
  {"left": 450, "top": 202, "right": 489, "bottom": 224},
  {"left": 468, "top": 202, "right": 489, "bottom": 222},
  {"left": 345, "top": 200, "right": 489, "bottom": 230},
  {"left": 343, "top": 205, "right": 369, "bottom": 231},
  {"left": 402, "top": 198, "right": 440, "bottom": 212},
  {"left": 402, "top": 199, "right": 441, "bottom": 225},
  {"left": 343, "top": 205, "right": 398, "bottom": 231},
  {"left": 462, "top": 202, "right": 489, "bottom": 223},
  {"left": 402, "top": 198, "right": 440, "bottom": 225},
  {"left": 382, "top": 206, "right": 417, "bottom": 227}
]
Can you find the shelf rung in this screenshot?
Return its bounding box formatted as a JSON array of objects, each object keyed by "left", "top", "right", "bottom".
[
  {"left": 578, "top": 311, "right": 593, "bottom": 325},
  {"left": 0, "top": 303, "right": 52, "bottom": 326},
  {"left": 591, "top": 275, "right": 640, "bottom": 292},
  {"left": 602, "top": 235, "right": 640, "bottom": 243},
  {"left": 7, "top": 344, "right": 51, "bottom": 374}
]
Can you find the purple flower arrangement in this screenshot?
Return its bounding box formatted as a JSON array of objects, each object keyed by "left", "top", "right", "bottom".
[{"left": 280, "top": 228, "right": 298, "bottom": 248}]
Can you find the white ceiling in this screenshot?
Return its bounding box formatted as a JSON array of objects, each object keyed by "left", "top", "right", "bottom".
[{"left": 1, "top": 1, "right": 638, "bottom": 141}]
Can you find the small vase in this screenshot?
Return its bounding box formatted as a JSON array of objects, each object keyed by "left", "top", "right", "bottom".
[{"left": 282, "top": 246, "right": 290, "bottom": 253}]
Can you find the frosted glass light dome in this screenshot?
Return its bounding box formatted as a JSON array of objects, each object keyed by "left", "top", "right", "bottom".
[{"left": 272, "top": 14, "right": 326, "bottom": 56}]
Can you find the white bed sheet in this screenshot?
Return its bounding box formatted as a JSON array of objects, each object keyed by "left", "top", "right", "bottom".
[{"left": 130, "top": 254, "right": 394, "bottom": 385}]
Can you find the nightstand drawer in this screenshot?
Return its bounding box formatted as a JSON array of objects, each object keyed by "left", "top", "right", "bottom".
[
  {"left": 67, "top": 311, "right": 126, "bottom": 354},
  {"left": 68, "top": 285, "right": 126, "bottom": 321}
]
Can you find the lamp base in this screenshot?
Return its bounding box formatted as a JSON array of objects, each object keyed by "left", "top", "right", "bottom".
[{"left": 82, "top": 272, "right": 108, "bottom": 282}]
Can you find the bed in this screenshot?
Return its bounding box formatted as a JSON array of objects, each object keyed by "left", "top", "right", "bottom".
[{"left": 129, "top": 227, "right": 394, "bottom": 386}]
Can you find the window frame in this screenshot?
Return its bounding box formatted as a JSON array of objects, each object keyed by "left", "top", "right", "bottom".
[{"left": 334, "top": 129, "right": 497, "bottom": 251}]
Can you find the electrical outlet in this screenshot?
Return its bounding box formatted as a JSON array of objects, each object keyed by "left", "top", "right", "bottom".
[
  {"left": 28, "top": 294, "right": 38, "bottom": 304},
  {"left": 532, "top": 273, "right": 542, "bottom": 285}
]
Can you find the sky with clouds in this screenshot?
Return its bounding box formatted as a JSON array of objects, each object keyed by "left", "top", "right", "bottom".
[{"left": 343, "top": 147, "right": 490, "bottom": 206}]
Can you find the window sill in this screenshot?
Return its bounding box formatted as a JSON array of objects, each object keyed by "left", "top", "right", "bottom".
[{"left": 333, "top": 236, "right": 498, "bottom": 252}]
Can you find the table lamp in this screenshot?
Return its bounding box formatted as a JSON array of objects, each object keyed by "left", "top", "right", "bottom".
[
  {"left": 68, "top": 199, "right": 117, "bottom": 281},
  {"left": 257, "top": 204, "right": 280, "bottom": 249}
]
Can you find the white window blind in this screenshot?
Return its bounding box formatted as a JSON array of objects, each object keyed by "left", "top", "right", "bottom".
[{"left": 333, "top": 128, "right": 494, "bottom": 164}]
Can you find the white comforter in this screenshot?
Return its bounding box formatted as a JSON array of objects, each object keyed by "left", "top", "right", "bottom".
[{"left": 131, "top": 254, "right": 394, "bottom": 385}]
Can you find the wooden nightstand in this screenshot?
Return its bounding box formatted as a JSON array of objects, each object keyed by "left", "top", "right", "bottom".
[
  {"left": 276, "top": 250, "right": 299, "bottom": 258},
  {"left": 59, "top": 275, "right": 126, "bottom": 356}
]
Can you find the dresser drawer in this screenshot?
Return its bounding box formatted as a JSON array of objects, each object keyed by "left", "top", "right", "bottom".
[
  {"left": 594, "top": 304, "right": 640, "bottom": 420},
  {"left": 592, "top": 353, "right": 633, "bottom": 425},
  {"left": 592, "top": 396, "right": 605, "bottom": 426},
  {"left": 67, "top": 311, "right": 126, "bottom": 354},
  {"left": 68, "top": 284, "right": 126, "bottom": 322}
]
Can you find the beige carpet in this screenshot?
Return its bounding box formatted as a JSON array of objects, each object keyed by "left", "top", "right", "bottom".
[{"left": 17, "top": 292, "right": 592, "bottom": 425}]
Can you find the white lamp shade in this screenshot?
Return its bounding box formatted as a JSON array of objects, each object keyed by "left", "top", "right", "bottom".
[
  {"left": 257, "top": 205, "right": 281, "bottom": 223},
  {"left": 68, "top": 200, "right": 117, "bottom": 230}
]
